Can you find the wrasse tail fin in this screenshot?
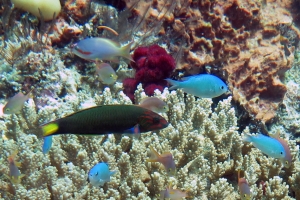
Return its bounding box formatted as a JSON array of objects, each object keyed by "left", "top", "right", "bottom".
[{"left": 42, "top": 123, "right": 59, "bottom": 136}]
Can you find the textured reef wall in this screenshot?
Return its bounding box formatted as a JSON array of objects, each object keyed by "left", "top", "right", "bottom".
[
  {"left": 126, "top": 0, "right": 298, "bottom": 123},
  {"left": 0, "top": 0, "right": 300, "bottom": 199}
]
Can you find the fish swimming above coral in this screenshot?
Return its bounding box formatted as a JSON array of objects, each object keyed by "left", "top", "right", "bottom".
[
  {"left": 243, "top": 133, "right": 292, "bottom": 167},
  {"left": 88, "top": 162, "right": 116, "bottom": 187},
  {"left": 138, "top": 97, "right": 169, "bottom": 113},
  {"left": 165, "top": 74, "right": 228, "bottom": 98},
  {"left": 147, "top": 146, "right": 176, "bottom": 176},
  {"left": 238, "top": 170, "right": 251, "bottom": 200},
  {"left": 71, "top": 37, "right": 133, "bottom": 62},
  {"left": 159, "top": 186, "right": 189, "bottom": 200},
  {"left": 95, "top": 62, "right": 117, "bottom": 85},
  {"left": 5, "top": 150, "right": 25, "bottom": 184},
  {"left": 42, "top": 105, "right": 168, "bottom": 136},
  {"left": 3, "top": 90, "right": 33, "bottom": 114}
]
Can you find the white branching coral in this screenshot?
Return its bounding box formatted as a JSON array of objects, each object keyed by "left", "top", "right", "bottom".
[{"left": 0, "top": 87, "right": 299, "bottom": 199}]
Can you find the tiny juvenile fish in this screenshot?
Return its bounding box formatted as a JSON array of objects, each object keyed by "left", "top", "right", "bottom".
[
  {"left": 139, "top": 97, "right": 168, "bottom": 113},
  {"left": 243, "top": 133, "right": 286, "bottom": 160},
  {"left": 95, "top": 62, "right": 117, "bottom": 85},
  {"left": 42, "top": 136, "right": 53, "bottom": 154},
  {"left": 165, "top": 74, "right": 228, "bottom": 98},
  {"left": 147, "top": 146, "right": 176, "bottom": 176},
  {"left": 238, "top": 170, "right": 251, "bottom": 200},
  {"left": 3, "top": 90, "right": 33, "bottom": 114},
  {"left": 159, "top": 187, "right": 189, "bottom": 200},
  {"left": 88, "top": 162, "right": 116, "bottom": 187},
  {"left": 71, "top": 37, "right": 133, "bottom": 62},
  {"left": 5, "top": 151, "right": 25, "bottom": 184},
  {"left": 42, "top": 105, "right": 168, "bottom": 136}
]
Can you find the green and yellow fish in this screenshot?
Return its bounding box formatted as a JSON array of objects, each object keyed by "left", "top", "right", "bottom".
[{"left": 42, "top": 105, "right": 168, "bottom": 136}]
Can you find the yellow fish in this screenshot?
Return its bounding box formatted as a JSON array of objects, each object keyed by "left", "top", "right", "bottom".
[{"left": 95, "top": 62, "right": 117, "bottom": 85}]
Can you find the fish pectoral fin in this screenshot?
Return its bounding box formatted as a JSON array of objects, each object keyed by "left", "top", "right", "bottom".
[{"left": 124, "top": 124, "right": 140, "bottom": 135}]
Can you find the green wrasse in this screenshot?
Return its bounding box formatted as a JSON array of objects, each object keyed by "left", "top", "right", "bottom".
[{"left": 42, "top": 105, "right": 168, "bottom": 136}]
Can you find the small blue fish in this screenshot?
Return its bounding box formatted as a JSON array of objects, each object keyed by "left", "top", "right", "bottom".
[
  {"left": 243, "top": 133, "right": 286, "bottom": 159},
  {"left": 165, "top": 74, "right": 228, "bottom": 98},
  {"left": 71, "top": 37, "right": 133, "bottom": 62},
  {"left": 88, "top": 162, "right": 116, "bottom": 187},
  {"left": 42, "top": 136, "right": 53, "bottom": 154}
]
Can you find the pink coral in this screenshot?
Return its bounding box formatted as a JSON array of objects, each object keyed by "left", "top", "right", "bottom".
[{"left": 123, "top": 45, "right": 175, "bottom": 101}]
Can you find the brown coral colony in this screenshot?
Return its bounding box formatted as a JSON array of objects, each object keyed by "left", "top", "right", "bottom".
[{"left": 141, "top": 0, "right": 296, "bottom": 123}]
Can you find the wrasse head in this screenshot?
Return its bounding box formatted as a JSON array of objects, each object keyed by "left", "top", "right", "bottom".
[{"left": 139, "top": 110, "right": 168, "bottom": 132}]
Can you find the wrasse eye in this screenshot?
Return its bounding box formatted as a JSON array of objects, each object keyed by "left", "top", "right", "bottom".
[
  {"left": 280, "top": 151, "right": 283, "bottom": 155},
  {"left": 220, "top": 86, "right": 224, "bottom": 90}
]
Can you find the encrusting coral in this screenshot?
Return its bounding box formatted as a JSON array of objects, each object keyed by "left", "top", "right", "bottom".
[{"left": 0, "top": 86, "right": 299, "bottom": 199}]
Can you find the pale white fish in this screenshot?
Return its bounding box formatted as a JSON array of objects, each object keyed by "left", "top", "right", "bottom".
[
  {"left": 139, "top": 97, "right": 168, "bottom": 113},
  {"left": 3, "top": 90, "right": 33, "bottom": 114}
]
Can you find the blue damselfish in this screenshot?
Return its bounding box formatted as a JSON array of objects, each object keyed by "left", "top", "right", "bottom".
[
  {"left": 88, "top": 162, "right": 116, "bottom": 187},
  {"left": 243, "top": 133, "right": 286, "bottom": 159},
  {"left": 165, "top": 74, "right": 228, "bottom": 98}
]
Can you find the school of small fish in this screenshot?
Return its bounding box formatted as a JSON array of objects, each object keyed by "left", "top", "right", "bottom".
[{"left": 1, "top": 35, "right": 294, "bottom": 200}]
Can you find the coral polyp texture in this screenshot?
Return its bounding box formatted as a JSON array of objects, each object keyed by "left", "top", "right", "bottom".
[
  {"left": 125, "top": 0, "right": 298, "bottom": 122},
  {"left": 123, "top": 44, "right": 175, "bottom": 101},
  {"left": 0, "top": 87, "right": 299, "bottom": 199}
]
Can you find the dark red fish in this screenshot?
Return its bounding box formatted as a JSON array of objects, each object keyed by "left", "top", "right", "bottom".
[{"left": 42, "top": 105, "right": 168, "bottom": 136}]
